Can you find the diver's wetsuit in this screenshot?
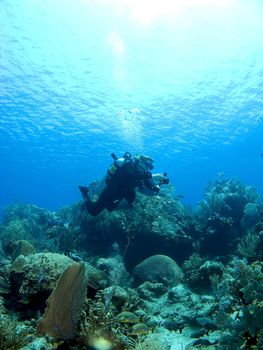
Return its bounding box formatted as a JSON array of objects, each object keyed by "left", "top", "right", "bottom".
[{"left": 81, "top": 158, "right": 156, "bottom": 216}]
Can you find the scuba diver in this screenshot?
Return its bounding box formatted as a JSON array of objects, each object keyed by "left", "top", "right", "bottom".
[{"left": 79, "top": 152, "right": 169, "bottom": 216}]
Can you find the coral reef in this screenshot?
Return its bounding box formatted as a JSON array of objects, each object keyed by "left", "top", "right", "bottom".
[
  {"left": 0, "top": 175, "right": 262, "bottom": 349},
  {"left": 54, "top": 192, "right": 199, "bottom": 267},
  {"left": 211, "top": 259, "right": 263, "bottom": 349},
  {"left": 183, "top": 255, "right": 224, "bottom": 290},
  {"left": 9, "top": 252, "right": 74, "bottom": 307},
  {"left": 195, "top": 175, "right": 262, "bottom": 256}
]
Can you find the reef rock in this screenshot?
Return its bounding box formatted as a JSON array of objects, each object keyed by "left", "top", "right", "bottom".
[
  {"left": 102, "top": 285, "right": 130, "bottom": 310},
  {"left": 137, "top": 281, "right": 167, "bottom": 300},
  {"left": 168, "top": 284, "right": 192, "bottom": 302},
  {"left": 133, "top": 254, "right": 183, "bottom": 286}
]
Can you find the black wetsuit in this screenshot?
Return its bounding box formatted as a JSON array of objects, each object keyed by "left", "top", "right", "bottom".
[{"left": 83, "top": 159, "right": 156, "bottom": 216}]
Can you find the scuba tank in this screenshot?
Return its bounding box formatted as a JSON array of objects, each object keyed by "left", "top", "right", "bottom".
[
  {"left": 107, "top": 152, "right": 131, "bottom": 177},
  {"left": 89, "top": 152, "right": 132, "bottom": 203}
]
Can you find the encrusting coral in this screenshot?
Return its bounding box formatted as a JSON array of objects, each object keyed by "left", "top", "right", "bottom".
[{"left": 9, "top": 252, "right": 74, "bottom": 306}]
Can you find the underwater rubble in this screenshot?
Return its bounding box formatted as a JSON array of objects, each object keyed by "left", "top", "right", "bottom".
[{"left": 0, "top": 175, "right": 263, "bottom": 349}]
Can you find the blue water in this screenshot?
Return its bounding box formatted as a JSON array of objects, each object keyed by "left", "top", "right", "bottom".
[{"left": 1, "top": 0, "right": 263, "bottom": 216}]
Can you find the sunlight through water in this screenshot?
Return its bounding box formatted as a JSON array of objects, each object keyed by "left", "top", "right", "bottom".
[{"left": 1, "top": 0, "right": 263, "bottom": 210}]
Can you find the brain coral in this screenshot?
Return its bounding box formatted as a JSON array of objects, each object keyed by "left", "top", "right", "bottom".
[{"left": 133, "top": 254, "right": 183, "bottom": 286}]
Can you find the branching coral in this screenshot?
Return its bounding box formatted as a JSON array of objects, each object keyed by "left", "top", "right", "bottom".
[
  {"left": 126, "top": 332, "right": 170, "bottom": 350},
  {"left": 194, "top": 175, "right": 263, "bottom": 257},
  {"left": 237, "top": 232, "right": 260, "bottom": 261},
  {"left": 0, "top": 316, "right": 29, "bottom": 350},
  {"left": 196, "top": 175, "right": 260, "bottom": 225},
  {"left": 212, "top": 259, "right": 263, "bottom": 349}
]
